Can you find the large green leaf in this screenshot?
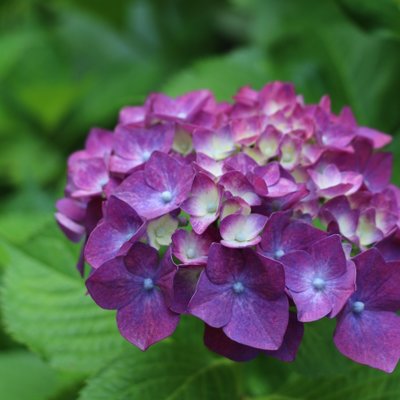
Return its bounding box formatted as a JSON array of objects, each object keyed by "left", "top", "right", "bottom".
[
  {"left": 278, "top": 365, "right": 400, "bottom": 400},
  {"left": 79, "top": 340, "right": 240, "bottom": 400},
  {"left": 293, "top": 318, "right": 352, "bottom": 378},
  {"left": 0, "top": 225, "right": 131, "bottom": 374}
]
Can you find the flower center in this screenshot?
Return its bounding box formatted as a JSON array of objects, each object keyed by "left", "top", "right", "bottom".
[
  {"left": 275, "top": 249, "right": 285, "bottom": 259},
  {"left": 352, "top": 301, "right": 365, "bottom": 314},
  {"left": 206, "top": 203, "right": 217, "bottom": 214},
  {"left": 142, "top": 151, "right": 151, "bottom": 162},
  {"left": 235, "top": 232, "right": 247, "bottom": 242},
  {"left": 161, "top": 191, "right": 172, "bottom": 203},
  {"left": 232, "top": 281, "right": 245, "bottom": 294},
  {"left": 186, "top": 248, "right": 196, "bottom": 259},
  {"left": 312, "top": 277, "right": 326, "bottom": 291},
  {"left": 143, "top": 278, "right": 155, "bottom": 291}
]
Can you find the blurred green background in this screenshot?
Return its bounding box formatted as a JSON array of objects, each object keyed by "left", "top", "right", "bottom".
[{"left": 0, "top": 1, "right": 400, "bottom": 399}]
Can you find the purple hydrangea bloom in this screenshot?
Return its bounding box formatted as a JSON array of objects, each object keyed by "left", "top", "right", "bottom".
[
  {"left": 334, "top": 249, "right": 400, "bottom": 372},
  {"left": 188, "top": 244, "right": 289, "bottom": 350},
  {"left": 115, "top": 151, "right": 194, "bottom": 219},
  {"left": 56, "top": 82, "right": 400, "bottom": 371},
  {"left": 281, "top": 235, "right": 356, "bottom": 322},
  {"left": 86, "top": 242, "right": 179, "bottom": 350}
]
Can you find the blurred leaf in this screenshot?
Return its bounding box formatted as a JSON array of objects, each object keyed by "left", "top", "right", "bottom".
[
  {"left": 0, "top": 350, "right": 80, "bottom": 400},
  {"left": 79, "top": 341, "right": 240, "bottom": 400},
  {"left": 0, "top": 31, "right": 35, "bottom": 78},
  {"left": 337, "top": 0, "right": 400, "bottom": 38},
  {"left": 0, "top": 134, "right": 62, "bottom": 186},
  {"left": 293, "top": 318, "right": 352, "bottom": 378},
  {"left": 1, "top": 225, "right": 131, "bottom": 374},
  {"left": 0, "top": 212, "right": 52, "bottom": 245},
  {"left": 163, "top": 48, "right": 273, "bottom": 101}
]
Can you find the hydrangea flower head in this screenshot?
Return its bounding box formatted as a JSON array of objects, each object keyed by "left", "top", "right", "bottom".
[{"left": 57, "top": 82, "right": 400, "bottom": 372}]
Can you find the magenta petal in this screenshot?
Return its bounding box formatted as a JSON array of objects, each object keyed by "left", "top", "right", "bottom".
[
  {"left": 219, "top": 171, "right": 261, "bottom": 206},
  {"left": 172, "top": 229, "right": 215, "bottom": 265},
  {"left": 149, "top": 90, "right": 212, "bottom": 122},
  {"left": 55, "top": 213, "right": 85, "bottom": 243},
  {"left": 117, "top": 290, "right": 179, "bottom": 350},
  {"left": 71, "top": 158, "right": 109, "bottom": 197},
  {"left": 204, "top": 325, "right": 260, "bottom": 362},
  {"left": 334, "top": 310, "right": 400, "bottom": 373},
  {"left": 220, "top": 213, "right": 267, "bottom": 248},
  {"left": 193, "top": 126, "right": 235, "bottom": 160},
  {"left": 357, "top": 126, "right": 392, "bottom": 148}
]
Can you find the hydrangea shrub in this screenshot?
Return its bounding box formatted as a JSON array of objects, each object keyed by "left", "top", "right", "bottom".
[{"left": 56, "top": 82, "right": 400, "bottom": 373}]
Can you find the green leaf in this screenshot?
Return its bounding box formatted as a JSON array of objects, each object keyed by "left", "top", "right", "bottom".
[
  {"left": 0, "top": 212, "right": 53, "bottom": 245},
  {"left": 278, "top": 365, "right": 400, "bottom": 400},
  {"left": 0, "top": 225, "right": 131, "bottom": 374},
  {"left": 338, "top": 0, "right": 400, "bottom": 38},
  {"left": 0, "top": 350, "right": 80, "bottom": 400},
  {"left": 0, "top": 31, "right": 34, "bottom": 78},
  {"left": 79, "top": 340, "right": 240, "bottom": 400},
  {"left": 162, "top": 48, "right": 273, "bottom": 101},
  {"left": 0, "top": 134, "right": 62, "bottom": 186},
  {"left": 293, "top": 318, "right": 352, "bottom": 377}
]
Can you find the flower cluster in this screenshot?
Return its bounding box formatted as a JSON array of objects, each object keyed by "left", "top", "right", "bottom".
[{"left": 56, "top": 82, "right": 400, "bottom": 372}]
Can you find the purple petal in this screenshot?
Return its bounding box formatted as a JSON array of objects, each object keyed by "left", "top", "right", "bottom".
[
  {"left": 149, "top": 90, "right": 212, "bottom": 122},
  {"left": 172, "top": 229, "right": 216, "bottom": 265},
  {"left": 117, "top": 289, "right": 179, "bottom": 350},
  {"left": 112, "top": 123, "right": 174, "bottom": 171},
  {"left": 219, "top": 171, "right": 261, "bottom": 206},
  {"left": 334, "top": 310, "right": 400, "bottom": 373},
  {"left": 220, "top": 213, "right": 267, "bottom": 248},
  {"left": 204, "top": 325, "right": 260, "bottom": 361},
  {"left": 193, "top": 126, "right": 235, "bottom": 160},
  {"left": 171, "top": 266, "right": 202, "bottom": 313},
  {"left": 55, "top": 213, "right": 85, "bottom": 243},
  {"left": 264, "top": 313, "right": 304, "bottom": 362},
  {"left": 188, "top": 270, "right": 234, "bottom": 328},
  {"left": 258, "top": 211, "right": 326, "bottom": 259},
  {"left": 352, "top": 249, "right": 400, "bottom": 311},
  {"left": 357, "top": 126, "right": 392, "bottom": 148},
  {"left": 375, "top": 231, "right": 400, "bottom": 263},
  {"left": 223, "top": 289, "right": 289, "bottom": 350},
  {"left": 86, "top": 258, "right": 141, "bottom": 310}
]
